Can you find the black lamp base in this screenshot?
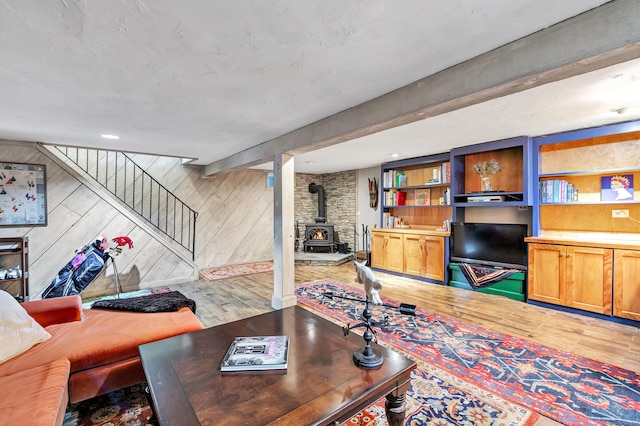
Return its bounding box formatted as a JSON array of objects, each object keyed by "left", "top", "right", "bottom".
[{"left": 353, "top": 347, "right": 384, "bottom": 368}]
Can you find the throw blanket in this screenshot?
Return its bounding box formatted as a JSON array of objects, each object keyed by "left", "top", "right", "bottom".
[
  {"left": 459, "top": 263, "right": 520, "bottom": 289},
  {"left": 92, "top": 291, "right": 196, "bottom": 313}
]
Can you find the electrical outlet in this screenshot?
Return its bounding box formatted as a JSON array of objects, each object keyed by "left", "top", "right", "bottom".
[{"left": 612, "top": 209, "right": 630, "bottom": 218}]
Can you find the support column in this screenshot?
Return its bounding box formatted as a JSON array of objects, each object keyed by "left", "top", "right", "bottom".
[{"left": 272, "top": 153, "right": 297, "bottom": 309}]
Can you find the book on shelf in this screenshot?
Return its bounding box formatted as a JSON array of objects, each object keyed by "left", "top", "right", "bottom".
[
  {"left": 396, "top": 191, "right": 406, "bottom": 206},
  {"left": 539, "top": 179, "right": 577, "bottom": 203},
  {"left": 383, "top": 170, "right": 407, "bottom": 187},
  {"left": 220, "top": 335, "right": 289, "bottom": 372},
  {"left": 384, "top": 189, "right": 407, "bottom": 206},
  {"left": 441, "top": 162, "right": 451, "bottom": 184}
]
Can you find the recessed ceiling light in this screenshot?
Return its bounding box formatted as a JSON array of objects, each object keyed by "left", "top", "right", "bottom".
[
  {"left": 101, "top": 134, "right": 120, "bottom": 140},
  {"left": 391, "top": 153, "right": 400, "bottom": 158}
]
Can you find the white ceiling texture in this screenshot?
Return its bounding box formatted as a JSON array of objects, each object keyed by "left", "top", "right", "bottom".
[{"left": 1, "top": 1, "right": 640, "bottom": 174}]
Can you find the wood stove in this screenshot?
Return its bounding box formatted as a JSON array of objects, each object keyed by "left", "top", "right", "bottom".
[
  {"left": 303, "top": 182, "right": 336, "bottom": 252},
  {"left": 304, "top": 224, "right": 335, "bottom": 252}
]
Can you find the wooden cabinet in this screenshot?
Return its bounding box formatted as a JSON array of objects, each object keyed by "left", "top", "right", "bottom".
[
  {"left": 0, "top": 237, "right": 29, "bottom": 301},
  {"left": 380, "top": 153, "right": 452, "bottom": 230},
  {"left": 371, "top": 230, "right": 403, "bottom": 273},
  {"left": 371, "top": 229, "right": 446, "bottom": 282},
  {"left": 613, "top": 249, "right": 640, "bottom": 321},
  {"left": 403, "top": 234, "right": 445, "bottom": 281},
  {"left": 528, "top": 242, "right": 612, "bottom": 315}
]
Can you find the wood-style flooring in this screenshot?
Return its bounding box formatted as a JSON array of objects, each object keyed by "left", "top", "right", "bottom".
[{"left": 170, "top": 262, "right": 640, "bottom": 426}]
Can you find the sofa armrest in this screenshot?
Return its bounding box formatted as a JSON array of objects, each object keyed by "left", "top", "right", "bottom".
[{"left": 21, "top": 295, "right": 82, "bottom": 327}]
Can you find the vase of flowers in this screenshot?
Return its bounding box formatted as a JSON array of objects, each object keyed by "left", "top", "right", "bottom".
[{"left": 472, "top": 159, "right": 501, "bottom": 192}]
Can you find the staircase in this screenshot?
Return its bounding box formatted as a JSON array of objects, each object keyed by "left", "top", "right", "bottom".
[{"left": 51, "top": 146, "right": 197, "bottom": 260}]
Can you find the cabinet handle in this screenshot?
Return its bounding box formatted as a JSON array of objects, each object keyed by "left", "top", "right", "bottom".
[
  {"left": 566, "top": 254, "right": 572, "bottom": 258},
  {"left": 559, "top": 253, "right": 565, "bottom": 257}
]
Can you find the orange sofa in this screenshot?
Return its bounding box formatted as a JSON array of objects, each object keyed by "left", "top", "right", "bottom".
[{"left": 0, "top": 295, "right": 204, "bottom": 425}]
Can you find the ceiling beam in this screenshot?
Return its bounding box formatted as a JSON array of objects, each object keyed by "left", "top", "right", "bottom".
[{"left": 204, "top": 0, "right": 640, "bottom": 175}]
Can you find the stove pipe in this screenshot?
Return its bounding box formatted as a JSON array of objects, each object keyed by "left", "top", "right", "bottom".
[{"left": 308, "top": 183, "right": 326, "bottom": 223}]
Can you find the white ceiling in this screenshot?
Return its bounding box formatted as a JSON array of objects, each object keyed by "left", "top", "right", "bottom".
[{"left": 2, "top": 1, "right": 638, "bottom": 175}]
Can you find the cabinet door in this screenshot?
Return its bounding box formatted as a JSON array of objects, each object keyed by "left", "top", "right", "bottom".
[
  {"left": 566, "top": 246, "right": 612, "bottom": 315},
  {"left": 370, "top": 232, "right": 387, "bottom": 269},
  {"left": 614, "top": 249, "right": 640, "bottom": 321},
  {"left": 528, "top": 243, "right": 564, "bottom": 305},
  {"left": 403, "top": 234, "right": 423, "bottom": 276},
  {"left": 423, "top": 236, "right": 445, "bottom": 281},
  {"left": 386, "top": 233, "right": 404, "bottom": 273}
]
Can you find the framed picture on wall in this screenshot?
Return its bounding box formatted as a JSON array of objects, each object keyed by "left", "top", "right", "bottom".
[
  {"left": 0, "top": 162, "right": 47, "bottom": 227},
  {"left": 414, "top": 189, "right": 431, "bottom": 206}
]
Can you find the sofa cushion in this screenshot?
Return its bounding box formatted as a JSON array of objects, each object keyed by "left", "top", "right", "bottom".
[
  {"left": 0, "top": 357, "right": 70, "bottom": 426},
  {"left": 21, "top": 295, "right": 82, "bottom": 327},
  {"left": 0, "top": 290, "right": 51, "bottom": 364},
  {"left": 0, "top": 306, "right": 204, "bottom": 377}
]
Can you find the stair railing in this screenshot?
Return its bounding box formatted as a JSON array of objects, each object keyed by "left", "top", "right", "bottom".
[{"left": 53, "top": 146, "right": 197, "bottom": 260}]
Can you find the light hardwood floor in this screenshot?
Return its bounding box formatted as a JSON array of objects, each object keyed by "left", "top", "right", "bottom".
[{"left": 170, "top": 262, "right": 640, "bottom": 425}]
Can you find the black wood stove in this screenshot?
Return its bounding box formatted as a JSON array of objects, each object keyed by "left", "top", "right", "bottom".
[{"left": 304, "top": 183, "right": 335, "bottom": 252}]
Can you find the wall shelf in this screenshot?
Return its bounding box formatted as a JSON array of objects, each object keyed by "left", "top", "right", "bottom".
[
  {"left": 380, "top": 153, "right": 452, "bottom": 229},
  {"left": 0, "top": 236, "right": 29, "bottom": 301},
  {"left": 450, "top": 136, "right": 533, "bottom": 221}
]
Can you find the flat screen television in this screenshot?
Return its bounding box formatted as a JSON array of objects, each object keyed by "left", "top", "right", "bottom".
[{"left": 450, "top": 222, "right": 528, "bottom": 270}]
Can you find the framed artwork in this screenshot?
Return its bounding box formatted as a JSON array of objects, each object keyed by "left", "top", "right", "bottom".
[
  {"left": 414, "top": 189, "right": 431, "bottom": 206},
  {"left": 601, "top": 174, "right": 634, "bottom": 201},
  {"left": 0, "top": 162, "right": 47, "bottom": 227}
]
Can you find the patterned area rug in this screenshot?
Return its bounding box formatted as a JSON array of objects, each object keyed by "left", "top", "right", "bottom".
[
  {"left": 199, "top": 262, "right": 273, "bottom": 281},
  {"left": 297, "top": 280, "right": 640, "bottom": 426},
  {"left": 63, "top": 383, "right": 155, "bottom": 426}
]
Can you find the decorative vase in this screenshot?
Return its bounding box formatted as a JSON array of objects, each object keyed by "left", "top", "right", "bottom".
[{"left": 481, "top": 176, "right": 493, "bottom": 192}]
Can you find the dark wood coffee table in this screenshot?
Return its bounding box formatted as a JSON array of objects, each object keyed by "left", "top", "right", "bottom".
[{"left": 139, "top": 305, "right": 416, "bottom": 425}]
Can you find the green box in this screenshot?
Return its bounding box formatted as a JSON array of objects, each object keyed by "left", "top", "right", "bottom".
[{"left": 448, "top": 263, "right": 525, "bottom": 301}]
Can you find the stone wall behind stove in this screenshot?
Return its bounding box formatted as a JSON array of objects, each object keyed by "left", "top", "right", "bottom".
[{"left": 295, "top": 170, "right": 357, "bottom": 251}]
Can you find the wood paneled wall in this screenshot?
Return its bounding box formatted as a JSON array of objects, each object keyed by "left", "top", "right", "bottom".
[{"left": 0, "top": 141, "right": 275, "bottom": 299}]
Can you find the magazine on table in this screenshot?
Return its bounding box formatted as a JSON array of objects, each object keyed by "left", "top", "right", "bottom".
[{"left": 220, "top": 335, "right": 290, "bottom": 372}]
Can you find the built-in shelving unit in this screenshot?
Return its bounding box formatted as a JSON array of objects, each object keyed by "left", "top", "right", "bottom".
[
  {"left": 527, "top": 120, "right": 640, "bottom": 322},
  {"left": 374, "top": 153, "right": 451, "bottom": 284}
]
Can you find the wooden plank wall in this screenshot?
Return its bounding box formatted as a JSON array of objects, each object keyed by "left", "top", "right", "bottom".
[{"left": 0, "top": 141, "right": 275, "bottom": 299}]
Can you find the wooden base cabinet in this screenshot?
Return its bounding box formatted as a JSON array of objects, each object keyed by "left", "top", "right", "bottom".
[
  {"left": 371, "top": 231, "right": 404, "bottom": 273},
  {"left": 403, "top": 234, "right": 445, "bottom": 281},
  {"left": 371, "top": 229, "right": 446, "bottom": 281},
  {"left": 614, "top": 250, "right": 640, "bottom": 321},
  {"left": 528, "top": 243, "right": 612, "bottom": 315}
]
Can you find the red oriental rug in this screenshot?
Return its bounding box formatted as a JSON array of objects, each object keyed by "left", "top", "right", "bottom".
[
  {"left": 296, "top": 280, "right": 640, "bottom": 426},
  {"left": 199, "top": 262, "right": 273, "bottom": 281}
]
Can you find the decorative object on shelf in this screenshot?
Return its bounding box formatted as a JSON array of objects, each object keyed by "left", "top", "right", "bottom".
[
  {"left": 472, "top": 159, "right": 501, "bottom": 192},
  {"left": 601, "top": 174, "right": 634, "bottom": 201},
  {"left": 481, "top": 176, "right": 493, "bottom": 192},
  {"left": 368, "top": 177, "right": 378, "bottom": 210},
  {"left": 414, "top": 189, "right": 431, "bottom": 206}
]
